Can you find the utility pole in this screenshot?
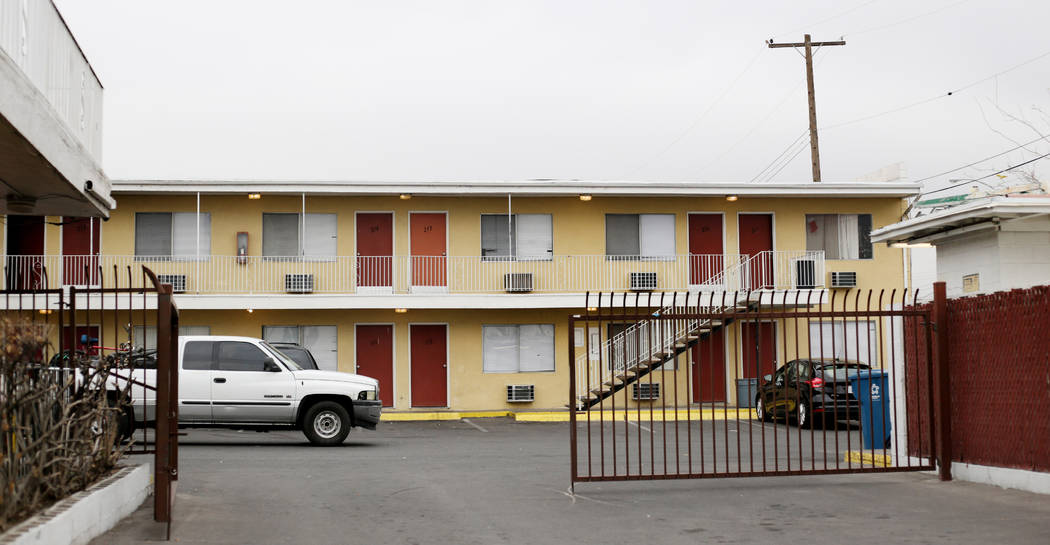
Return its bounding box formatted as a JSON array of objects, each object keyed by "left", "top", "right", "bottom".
[{"left": 769, "top": 34, "right": 845, "bottom": 182}]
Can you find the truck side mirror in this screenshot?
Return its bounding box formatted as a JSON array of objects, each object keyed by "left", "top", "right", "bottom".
[
  {"left": 263, "top": 359, "right": 281, "bottom": 372},
  {"left": 763, "top": 374, "right": 772, "bottom": 382}
]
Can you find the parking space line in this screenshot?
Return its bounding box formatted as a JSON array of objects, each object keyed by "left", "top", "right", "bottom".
[
  {"left": 462, "top": 418, "right": 489, "bottom": 433},
  {"left": 626, "top": 420, "right": 652, "bottom": 433}
]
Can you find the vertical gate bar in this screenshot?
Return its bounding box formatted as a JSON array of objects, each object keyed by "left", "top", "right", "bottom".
[
  {"left": 672, "top": 292, "right": 681, "bottom": 475},
  {"left": 887, "top": 289, "right": 901, "bottom": 467},
  {"left": 683, "top": 291, "right": 692, "bottom": 476},
  {"left": 829, "top": 290, "right": 842, "bottom": 470},
  {"left": 658, "top": 292, "right": 667, "bottom": 476},
  {"left": 864, "top": 290, "right": 875, "bottom": 462},
  {"left": 932, "top": 281, "right": 952, "bottom": 481},
  {"left": 764, "top": 293, "right": 776, "bottom": 474},
  {"left": 790, "top": 291, "right": 802, "bottom": 473},
  {"left": 154, "top": 282, "right": 172, "bottom": 523},
  {"left": 802, "top": 291, "right": 818, "bottom": 470},
  {"left": 902, "top": 289, "right": 916, "bottom": 468},
  {"left": 569, "top": 313, "right": 578, "bottom": 488},
  {"left": 619, "top": 292, "right": 628, "bottom": 477},
  {"left": 876, "top": 290, "right": 889, "bottom": 465},
  {"left": 781, "top": 293, "right": 793, "bottom": 473},
  {"left": 598, "top": 293, "right": 607, "bottom": 478},
  {"left": 644, "top": 292, "right": 652, "bottom": 477},
  {"left": 739, "top": 291, "right": 750, "bottom": 475},
  {"left": 584, "top": 293, "right": 592, "bottom": 479},
  {"left": 850, "top": 290, "right": 863, "bottom": 469},
  {"left": 720, "top": 291, "right": 730, "bottom": 476}
]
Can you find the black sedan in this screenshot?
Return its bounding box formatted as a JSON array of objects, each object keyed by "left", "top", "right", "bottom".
[{"left": 755, "top": 359, "right": 869, "bottom": 428}]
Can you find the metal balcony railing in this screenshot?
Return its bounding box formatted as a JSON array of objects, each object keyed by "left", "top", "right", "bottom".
[{"left": 1, "top": 252, "right": 825, "bottom": 294}]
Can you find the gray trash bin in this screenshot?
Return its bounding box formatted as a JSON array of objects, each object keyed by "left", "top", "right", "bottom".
[{"left": 736, "top": 378, "right": 758, "bottom": 408}]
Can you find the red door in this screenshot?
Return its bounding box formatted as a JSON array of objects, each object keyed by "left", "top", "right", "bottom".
[
  {"left": 410, "top": 324, "right": 447, "bottom": 407},
  {"left": 6, "top": 215, "right": 45, "bottom": 289},
  {"left": 62, "top": 325, "right": 101, "bottom": 354},
  {"left": 410, "top": 213, "right": 446, "bottom": 288},
  {"left": 356, "top": 213, "right": 393, "bottom": 289},
  {"left": 738, "top": 214, "right": 773, "bottom": 290},
  {"left": 741, "top": 322, "right": 776, "bottom": 379},
  {"left": 62, "top": 217, "right": 100, "bottom": 285},
  {"left": 356, "top": 325, "right": 394, "bottom": 407},
  {"left": 692, "top": 328, "right": 726, "bottom": 402},
  {"left": 689, "top": 213, "right": 723, "bottom": 285}
]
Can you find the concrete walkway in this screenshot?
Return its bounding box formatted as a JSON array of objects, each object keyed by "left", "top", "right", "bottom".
[{"left": 94, "top": 419, "right": 1050, "bottom": 545}]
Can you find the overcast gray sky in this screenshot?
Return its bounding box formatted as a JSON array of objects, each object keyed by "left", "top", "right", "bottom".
[{"left": 54, "top": 0, "right": 1050, "bottom": 193}]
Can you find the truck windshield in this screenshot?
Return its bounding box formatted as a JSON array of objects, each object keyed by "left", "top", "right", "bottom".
[{"left": 262, "top": 342, "right": 303, "bottom": 371}]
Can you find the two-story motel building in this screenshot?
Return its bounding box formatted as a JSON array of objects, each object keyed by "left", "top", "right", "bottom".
[{"left": 2, "top": 179, "right": 919, "bottom": 411}]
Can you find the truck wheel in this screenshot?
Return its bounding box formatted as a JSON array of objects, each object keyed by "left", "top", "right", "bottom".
[{"left": 303, "top": 401, "right": 351, "bottom": 446}]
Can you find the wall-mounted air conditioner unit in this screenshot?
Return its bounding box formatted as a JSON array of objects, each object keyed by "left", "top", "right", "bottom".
[
  {"left": 629, "top": 272, "right": 658, "bottom": 291},
  {"left": 632, "top": 382, "right": 660, "bottom": 401},
  {"left": 157, "top": 274, "right": 187, "bottom": 293},
  {"left": 503, "top": 273, "right": 534, "bottom": 293},
  {"left": 506, "top": 384, "right": 535, "bottom": 402},
  {"left": 285, "top": 274, "right": 315, "bottom": 293},
  {"left": 830, "top": 271, "right": 857, "bottom": 288},
  {"left": 791, "top": 259, "right": 817, "bottom": 290}
]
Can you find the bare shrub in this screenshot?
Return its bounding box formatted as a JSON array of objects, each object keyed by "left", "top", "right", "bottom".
[{"left": 0, "top": 316, "right": 132, "bottom": 531}]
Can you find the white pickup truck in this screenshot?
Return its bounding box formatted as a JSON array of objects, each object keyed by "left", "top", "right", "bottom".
[{"left": 120, "top": 335, "right": 381, "bottom": 445}]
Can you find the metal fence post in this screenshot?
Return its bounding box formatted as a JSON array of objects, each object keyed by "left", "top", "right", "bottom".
[
  {"left": 933, "top": 281, "right": 952, "bottom": 481},
  {"left": 568, "top": 314, "right": 578, "bottom": 493}
]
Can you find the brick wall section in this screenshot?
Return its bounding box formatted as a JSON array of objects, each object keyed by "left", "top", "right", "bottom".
[{"left": 908, "top": 286, "right": 1050, "bottom": 472}]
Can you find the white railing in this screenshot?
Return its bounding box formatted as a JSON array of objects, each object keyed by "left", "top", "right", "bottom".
[
  {"left": 0, "top": 252, "right": 824, "bottom": 294},
  {"left": 743, "top": 250, "right": 826, "bottom": 290},
  {"left": 0, "top": 0, "right": 104, "bottom": 160}
]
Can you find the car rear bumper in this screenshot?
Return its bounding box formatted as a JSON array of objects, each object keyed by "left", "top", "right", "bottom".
[
  {"left": 813, "top": 399, "right": 860, "bottom": 419},
  {"left": 353, "top": 400, "right": 382, "bottom": 430}
]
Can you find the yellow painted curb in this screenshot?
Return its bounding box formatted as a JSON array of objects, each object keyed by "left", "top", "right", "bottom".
[
  {"left": 381, "top": 409, "right": 758, "bottom": 422},
  {"left": 844, "top": 451, "right": 893, "bottom": 467},
  {"left": 381, "top": 411, "right": 512, "bottom": 422}
]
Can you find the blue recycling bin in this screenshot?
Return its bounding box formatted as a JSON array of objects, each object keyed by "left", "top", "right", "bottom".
[{"left": 847, "top": 369, "right": 892, "bottom": 450}]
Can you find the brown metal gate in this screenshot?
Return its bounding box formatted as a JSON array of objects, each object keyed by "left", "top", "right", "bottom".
[
  {"left": 569, "top": 289, "right": 945, "bottom": 488},
  {"left": 2, "top": 265, "right": 179, "bottom": 536}
]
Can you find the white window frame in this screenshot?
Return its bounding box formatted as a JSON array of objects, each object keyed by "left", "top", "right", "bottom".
[
  {"left": 805, "top": 213, "right": 874, "bottom": 260},
  {"left": 482, "top": 324, "right": 555, "bottom": 373},
  {"left": 262, "top": 213, "right": 337, "bottom": 261},
  {"left": 134, "top": 212, "right": 211, "bottom": 261},
  {"left": 480, "top": 213, "right": 553, "bottom": 262},
  {"left": 261, "top": 325, "right": 338, "bottom": 371},
  {"left": 605, "top": 213, "right": 676, "bottom": 260}
]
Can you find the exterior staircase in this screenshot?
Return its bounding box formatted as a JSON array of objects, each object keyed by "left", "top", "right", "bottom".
[{"left": 572, "top": 293, "right": 752, "bottom": 410}]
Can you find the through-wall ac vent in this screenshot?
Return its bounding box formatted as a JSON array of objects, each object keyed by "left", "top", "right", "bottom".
[
  {"left": 504, "top": 273, "right": 534, "bottom": 293},
  {"left": 285, "top": 274, "right": 315, "bottom": 293},
  {"left": 506, "top": 384, "right": 535, "bottom": 403},
  {"left": 632, "top": 382, "right": 660, "bottom": 401},
  {"left": 629, "top": 272, "right": 658, "bottom": 291},
  {"left": 157, "top": 274, "right": 187, "bottom": 293},
  {"left": 830, "top": 271, "right": 857, "bottom": 289}
]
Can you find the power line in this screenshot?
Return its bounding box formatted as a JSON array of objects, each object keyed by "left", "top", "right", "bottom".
[
  {"left": 747, "top": 131, "right": 807, "bottom": 183},
  {"left": 847, "top": 0, "right": 972, "bottom": 38},
  {"left": 773, "top": 0, "right": 881, "bottom": 40},
  {"left": 756, "top": 137, "right": 811, "bottom": 184},
  {"left": 822, "top": 47, "right": 1050, "bottom": 131},
  {"left": 910, "top": 133, "right": 1050, "bottom": 185},
  {"left": 919, "top": 150, "right": 1050, "bottom": 197},
  {"left": 626, "top": 46, "right": 766, "bottom": 175}
]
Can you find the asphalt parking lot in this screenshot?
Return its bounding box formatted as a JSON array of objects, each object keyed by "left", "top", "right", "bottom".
[{"left": 95, "top": 418, "right": 1050, "bottom": 545}]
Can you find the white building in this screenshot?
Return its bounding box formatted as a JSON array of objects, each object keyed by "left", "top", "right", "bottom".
[{"left": 871, "top": 195, "right": 1050, "bottom": 297}]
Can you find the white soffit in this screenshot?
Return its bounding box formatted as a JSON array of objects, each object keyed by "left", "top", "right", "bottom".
[{"left": 871, "top": 196, "right": 1050, "bottom": 244}]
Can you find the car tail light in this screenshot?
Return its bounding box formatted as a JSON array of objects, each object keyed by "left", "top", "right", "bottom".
[{"left": 805, "top": 377, "right": 825, "bottom": 389}]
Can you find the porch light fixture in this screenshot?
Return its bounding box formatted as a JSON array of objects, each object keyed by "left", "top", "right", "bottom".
[
  {"left": 246, "top": 308, "right": 254, "bottom": 313},
  {"left": 579, "top": 194, "right": 592, "bottom": 201},
  {"left": 586, "top": 307, "right": 598, "bottom": 312},
  {"left": 399, "top": 194, "right": 412, "bottom": 200},
  {"left": 38, "top": 309, "right": 53, "bottom": 315},
  {"left": 891, "top": 242, "right": 934, "bottom": 248},
  {"left": 725, "top": 195, "right": 738, "bottom": 202},
  {"left": 248, "top": 193, "right": 261, "bottom": 200},
  {"left": 395, "top": 308, "right": 408, "bottom": 313}
]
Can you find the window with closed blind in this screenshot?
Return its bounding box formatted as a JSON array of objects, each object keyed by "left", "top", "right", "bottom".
[
  {"left": 482, "top": 324, "right": 555, "bottom": 373},
  {"left": 134, "top": 212, "right": 211, "bottom": 260},
  {"left": 262, "top": 213, "right": 337, "bottom": 260},
  {"left": 261, "top": 325, "right": 338, "bottom": 371},
  {"left": 605, "top": 214, "right": 675, "bottom": 260},
  {"left": 480, "top": 214, "right": 552, "bottom": 261}
]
